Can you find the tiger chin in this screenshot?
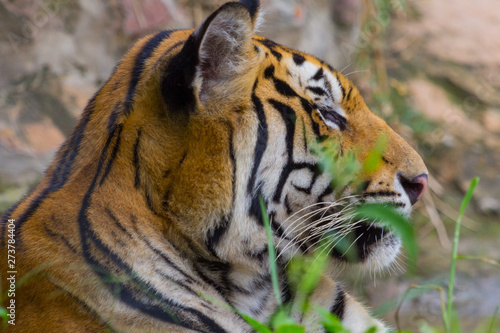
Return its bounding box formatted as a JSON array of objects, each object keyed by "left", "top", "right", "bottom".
[{"left": 0, "top": 1, "right": 427, "bottom": 332}]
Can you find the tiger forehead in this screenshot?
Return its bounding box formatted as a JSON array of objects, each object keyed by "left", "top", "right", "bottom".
[{"left": 252, "top": 37, "right": 358, "bottom": 113}]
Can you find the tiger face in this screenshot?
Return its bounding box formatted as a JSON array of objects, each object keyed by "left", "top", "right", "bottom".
[
  {"left": 240, "top": 46, "right": 428, "bottom": 271},
  {"left": 1, "top": 1, "right": 427, "bottom": 331},
  {"left": 150, "top": 5, "right": 428, "bottom": 272}
]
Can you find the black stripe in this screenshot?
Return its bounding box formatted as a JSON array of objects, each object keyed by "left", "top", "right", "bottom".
[
  {"left": 205, "top": 216, "right": 230, "bottom": 257},
  {"left": 133, "top": 129, "right": 142, "bottom": 188},
  {"left": 330, "top": 286, "right": 346, "bottom": 320},
  {"left": 362, "top": 191, "right": 397, "bottom": 198},
  {"left": 299, "top": 97, "right": 322, "bottom": 138},
  {"left": 105, "top": 208, "right": 130, "bottom": 235},
  {"left": 9, "top": 96, "right": 96, "bottom": 245},
  {"left": 264, "top": 64, "right": 275, "bottom": 78},
  {"left": 281, "top": 274, "right": 293, "bottom": 304},
  {"left": 42, "top": 222, "right": 78, "bottom": 254},
  {"left": 306, "top": 86, "right": 327, "bottom": 96},
  {"left": 266, "top": 98, "right": 319, "bottom": 203},
  {"left": 269, "top": 212, "right": 288, "bottom": 240},
  {"left": 284, "top": 195, "right": 292, "bottom": 214},
  {"left": 249, "top": 190, "right": 266, "bottom": 225},
  {"left": 145, "top": 185, "right": 160, "bottom": 216},
  {"left": 245, "top": 246, "right": 268, "bottom": 262},
  {"left": 258, "top": 39, "right": 283, "bottom": 60},
  {"left": 312, "top": 68, "right": 324, "bottom": 81},
  {"left": 292, "top": 53, "right": 306, "bottom": 66},
  {"left": 336, "top": 75, "right": 346, "bottom": 101},
  {"left": 77, "top": 128, "right": 224, "bottom": 332},
  {"left": 247, "top": 92, "right": 268, "bottom": 195},
  {"left": 270, "top": 49, "right": 282, "bottom": 60},
  {"left": 273, "top": 78, "right": 299, "bottom": 97},
  {"left": 107, "top": 101, "right": 122, "bottom": 133},
  {"left": 228, "top": 124, "right": 236, "bottom": 203},
  {"left": 125, "top": 30, "right": 173, "bottom": 115},
  {"left": 99, "top": 125, "right": 123, "bottom": 186},
  {"left": 194, "top": 258, "right": 233, "bottom": 298},
  {"left": 129, "top": 214, "right": 196, "bottom": 283},
  {"left": 345, "top": 86, "right": 353, "bottom": 101},
  {"left": 267, "top": 99, "right": 296, "bottom": 202},
  {"left": 318, "top": 185, "right": 333, "bottom": 203},
  {"left": 292, "top": 167, "right": 320, "bottom": 195},
  {"left": 106, "top": 211, "right": 200, "bottom": 297},
  {"left": 178, "top": 151, "right": 188, "bottom": 166},
  {"left": 50, "top": 95, "right": 95, "bottom": 190}
]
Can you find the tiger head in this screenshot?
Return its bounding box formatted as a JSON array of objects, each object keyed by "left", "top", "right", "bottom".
[{"left": 67, "top": 1, "right": 426, "bottom": 274}]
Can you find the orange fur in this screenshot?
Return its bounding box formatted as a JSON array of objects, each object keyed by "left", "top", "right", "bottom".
[{"left": 1, "top": 2, "right": 426, "bottom": 332}]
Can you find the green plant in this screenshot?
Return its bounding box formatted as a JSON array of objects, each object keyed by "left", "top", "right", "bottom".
[{"left": 445, "top": 177, "right": 479, "bottom": 331}]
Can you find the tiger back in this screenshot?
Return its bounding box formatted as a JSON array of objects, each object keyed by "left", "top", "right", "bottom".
[{"left": 0, "top": 1, "right": 427, "bottom": 332}]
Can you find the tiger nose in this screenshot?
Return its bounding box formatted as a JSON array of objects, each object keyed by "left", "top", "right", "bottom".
[{"left": 400, "top": 174, "right": 428, "bottom": 206}]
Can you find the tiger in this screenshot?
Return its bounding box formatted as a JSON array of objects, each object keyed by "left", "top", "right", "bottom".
[{"left": 0, "top": 1, "right": 428, "bottom": 332}]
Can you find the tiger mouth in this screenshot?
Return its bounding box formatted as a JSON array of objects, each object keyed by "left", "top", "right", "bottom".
[
  {"left": 328, "top": 221, "right": 394, "bottom": 262},
  {"left": 303, "top": 206, "right": 399, "bottom": 263}
]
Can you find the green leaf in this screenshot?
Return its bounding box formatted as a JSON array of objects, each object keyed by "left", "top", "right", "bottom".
[
  {"left": 275, "top": 324, "right": 306, "bottom": 333},
  {"left": 259, "top": 196, "right": 282, "bottom": 307},
  {"left": 362, "top": 134, "right": 388, "bottom": 175},
  {"left": 487, "top": 305, "right": 499, "bottom": 333},
  {"left": 298, "top": 251, "right": 328, "bottom": 296},
  {"left": 240, "top": 313, "right": 273, "bottom": 333},
  {"left": 287, "top": 245, "right": 329, "bottom": 314},
  {"left": 356, "top": 204, "right": 417, "bottom": 263},
  {"left": 0, "top": 306, "right": 8, "bottom": 327},
  {"left": 312, "top": 139, "right": 361, "bottom": 196},
  {"left": 316, "top": 307, "right": 350, "bottom": 333},
  {"left": 271, "top": 307, "right": 297, "bottom": 329},
  {"left": 418, "top": 321, "right": 444, "bottom": 333},
  {"left": 198, "top": 292, "right": 273, "bottom": 333},
  {"left": 449, "top": 308, "right": 462, "bottom": 333},
  {"left": 447, "top": 177, "right": 479, "bottom": 330},
  {"left": 324, "top": 230, "right": 359, "bottom": 263}
]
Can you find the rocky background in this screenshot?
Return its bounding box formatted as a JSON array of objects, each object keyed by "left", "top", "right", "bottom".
[{"left": 1, "top": 0, "right": 499, "bottom": 331}]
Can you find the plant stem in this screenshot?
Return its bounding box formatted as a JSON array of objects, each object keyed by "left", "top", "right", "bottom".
[
  {"left": 488, "top": 305, "right": 499, "bottom": 333},
  {"left": 259, "top": 196, "right": 282, "bottom": 307},
  {"left": 446, "top": 177, "right": 479, "bottom": 331}
]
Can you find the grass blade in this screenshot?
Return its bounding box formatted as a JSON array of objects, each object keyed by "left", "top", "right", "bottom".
[
  {"left": 446, "top": 177, "right": 479, "bottom": 331},
  {"left": 456, "top": 255, "right": 500, "bottom": 270},
  {"left": 356, "top": 204, "right": 417, "bottom": 264},
  {"left": 487, "top": 305, "right": 499, "bottom": 333},
  {"left": 259, "top": 195, "right": 282, "bottom": 307}
]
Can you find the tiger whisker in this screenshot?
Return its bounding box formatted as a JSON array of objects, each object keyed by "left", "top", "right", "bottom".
[
  {"left": 277, "top": 202, "right": 366, "bottom": 259},
  {"left": 279, "top": 198, "right": 360, "bottom": 242}
]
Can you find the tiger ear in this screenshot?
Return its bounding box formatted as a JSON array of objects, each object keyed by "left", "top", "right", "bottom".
[{"left": 162, "top": 1, "right": 261, "bottom": 112}]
